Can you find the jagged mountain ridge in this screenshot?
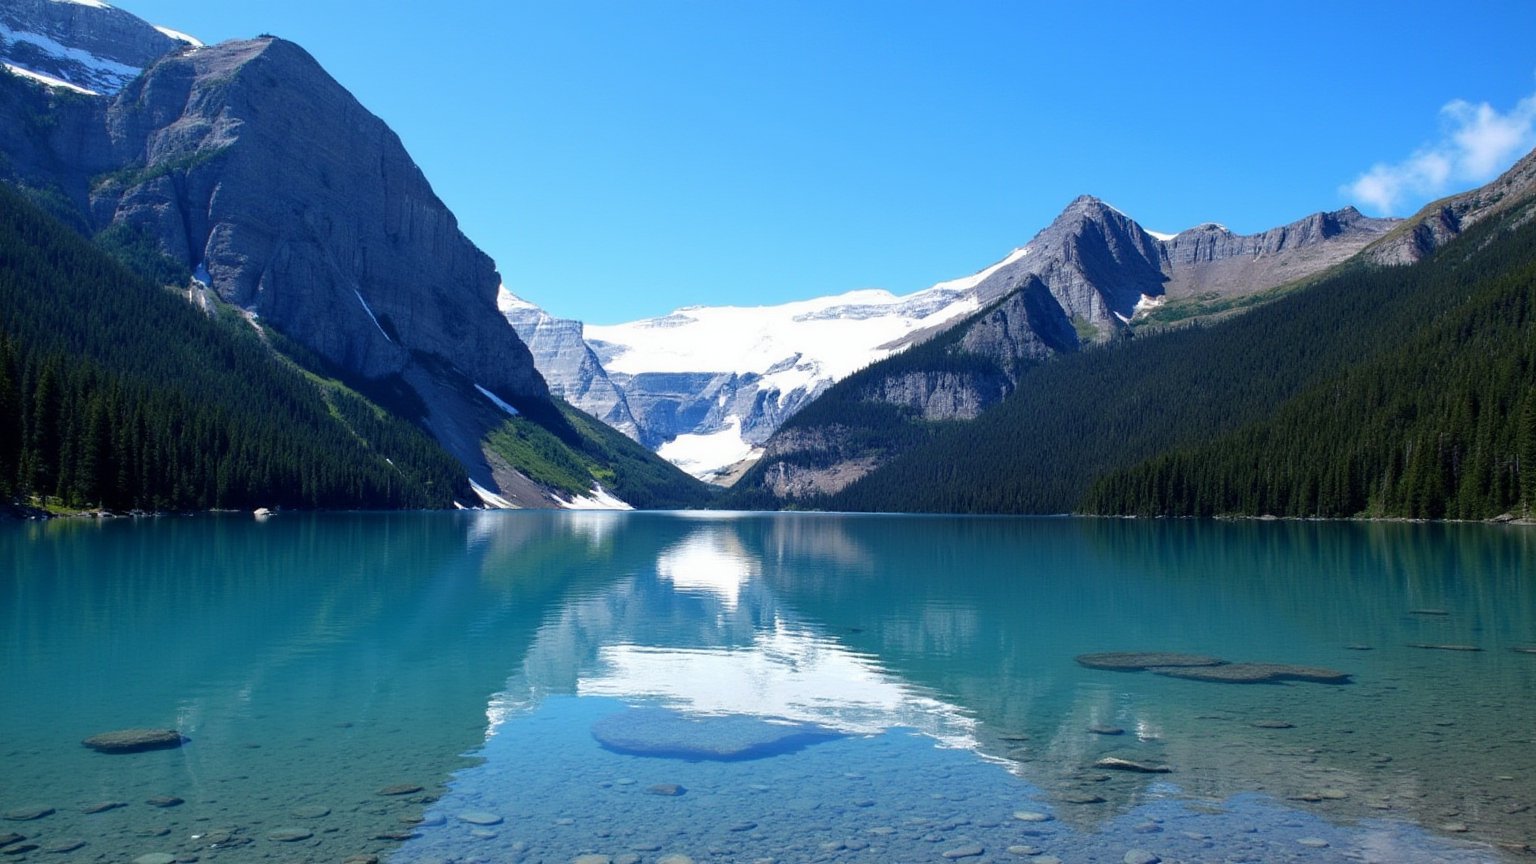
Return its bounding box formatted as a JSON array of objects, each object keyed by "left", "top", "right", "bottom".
[
  {"left": 732, "top": 199, "right": 1399, "bottom": 502},
  {"left": 1364, "top": 146, "right": 1536, "bottom": 266},
  {"left": 511, "top": 196, "right": 1396, "bottom": 485},
  {"left": 0, "top": 1, "right": 707, "bottom": 509}
]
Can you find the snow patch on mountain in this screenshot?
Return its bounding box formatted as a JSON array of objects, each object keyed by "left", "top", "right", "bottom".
[
  {"left": 557, "top": 484, "right": 633, "bottom": 511},
  {"left": 587, "top": 282, "right": 981, "bottom": 384},
  {"left": 2, "top": 61, "right": 96, "bottom": 93},
  {"left": 0, "top": 18, "right": 140, "bottom": 93},
  {"left": 656, "top": 419, "right": 759, "bottom": 482},
  {"left": 475, "top": 384, "right": 520, "bottom": 417},
  {"left": 152, "top": 24, "right": 202, "bottom": 47}
]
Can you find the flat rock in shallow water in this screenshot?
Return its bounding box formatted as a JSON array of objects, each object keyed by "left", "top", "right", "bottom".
[
  {"left": 81, "top": 729, "right": 185, "bottom": 754},
  {"left": 1075, "top": 652, "right": 1224, "bottom": 671},
  {"left": 2, "top": 808, "right": 52, "bottom": 822},
  {"left": 1095, "top": 757, "right": 1171, "bottom": 773},
  {"left": 1407, "top": 643, "right": 1482, "bottom": 652},
  {"left": 1154, "top": 663, "right": 1351, "bottom": 684},
  {"left": 377, "top": 784, "right": 422, "bottom": 796},
  {"left": 265, "top": 828, "right": 313, "bottom": 842},
  {"left": 81, "top": 801, "right": 126, "bottom": 814},
  {"left": 456, "top": 811, "right": 502, "bottom": 826},
  {"left": 144, "top": 796, "right": 182, "bottom": 808},
  {"left": 592, "top": 707, "right": 842, "bottom": 761},
  {"left": 1251, "top": 720, "right": 1295, "bottom": 729},
  {"left": 1510, "top": 646, "right": 1536, "bottom": 654}
]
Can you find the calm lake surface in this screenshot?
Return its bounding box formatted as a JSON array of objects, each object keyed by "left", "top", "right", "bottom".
[{"left": 2, "top": 512, "right": 1533, "bottom": 864}]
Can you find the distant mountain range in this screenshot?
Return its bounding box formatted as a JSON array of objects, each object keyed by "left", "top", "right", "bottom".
[{"left": 507, "top": 196, "right": 1397, "bottom": 483}]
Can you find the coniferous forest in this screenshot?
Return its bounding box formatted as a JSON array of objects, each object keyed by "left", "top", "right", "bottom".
[
  {"left": 809, "top": 205, "right": 1536, "bottom": 519},
  {"left": 0, "top": 182, "right": 469, "bottom": 513}
]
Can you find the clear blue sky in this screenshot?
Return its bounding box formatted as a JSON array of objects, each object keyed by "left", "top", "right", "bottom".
[{"left": 122, "top": 1, "right": 1536, "bottom": 324}]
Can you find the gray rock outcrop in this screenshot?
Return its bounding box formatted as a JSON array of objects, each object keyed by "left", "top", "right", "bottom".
[{"left": 1364, "top": 147, "right": 1536, "bottom": 266}]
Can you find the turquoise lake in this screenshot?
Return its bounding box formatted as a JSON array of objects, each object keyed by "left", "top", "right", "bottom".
[{"left": 2, "top": 512, "right": 1534, "bottom": 864}]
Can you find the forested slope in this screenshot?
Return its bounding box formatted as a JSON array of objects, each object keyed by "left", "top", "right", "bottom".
[
  {"left": 0, "top": 182, "right": 468, "bottom": 512},
  {"left": 1087, "top": 215, "right": 1536, "bottom": 519},
  {"left": 810, "top": 194, "right": 1536, "bottom": 516}
]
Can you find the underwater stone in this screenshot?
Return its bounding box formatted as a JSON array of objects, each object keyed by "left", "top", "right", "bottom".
[
  {"left": 1154, "top": 663, "right": 1351, "bottom": 684},
  {"left": 592, "top": 707, "right": 842, "bottom": 761},
  {"left": 1075, "top": 653, "right": 1224, "bottom": 671},
  {"left": 1095, "top": 757, "right": 1171, "bottom": 773},
  {"left": 82, "top": 729, "right": 185, "bottom": 754}
]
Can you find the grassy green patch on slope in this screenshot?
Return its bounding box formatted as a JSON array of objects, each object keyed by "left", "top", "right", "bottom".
[{"left": 486, "top": 400, "right": 714, "bottom": 510}]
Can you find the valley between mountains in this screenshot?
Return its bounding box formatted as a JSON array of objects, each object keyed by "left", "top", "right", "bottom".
[{"left": 3, "top": 0, "right": 1536, "bottom": 520}]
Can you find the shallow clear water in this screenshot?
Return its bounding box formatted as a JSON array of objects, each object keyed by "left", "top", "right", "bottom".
[{"left": 1, "top": 512, "right": 1533, "bottom": 864}]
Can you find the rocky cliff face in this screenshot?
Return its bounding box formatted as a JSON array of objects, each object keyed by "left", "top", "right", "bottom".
[
  {"left": 1161, "top": 207, "right": 1396, "bottom": 296},
  {"left": 499, "top": 287, "right": 638, "bottom": 438},
  {"left": 1, "top": 12, "right": 558, "bottom": 501},
  {"left": 0, "top": 0, "right": 187, "bottom": 94},
  {"left": 1364, "top": 147, "right": 1536, "bottom": 266},
  {"left": 91, "top": 38, "right": 550, "bottom": 488}
]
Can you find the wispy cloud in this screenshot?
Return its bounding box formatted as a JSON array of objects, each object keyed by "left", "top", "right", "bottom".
[{"left": 1344, "top": 91, "right": 1536, "bottom": 214}]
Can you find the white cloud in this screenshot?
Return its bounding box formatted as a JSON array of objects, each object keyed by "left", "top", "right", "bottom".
[{"left": 1344, "top": 90, "right": 1536, "bottom": 214}]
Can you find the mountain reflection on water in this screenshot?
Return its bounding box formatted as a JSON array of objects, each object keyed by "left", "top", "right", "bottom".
[
  {"left": 403, "top": 513, "right": 1532, "bottom": 863},
  {"left": 1, "top": 512, "right": 1529, "bottom": 864}
]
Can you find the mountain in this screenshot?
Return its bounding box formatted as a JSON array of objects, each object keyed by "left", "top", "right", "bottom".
[
  {"left": 0, "top": 0, "right": 196, "bottom": 95},
  {"left": 742, "top": 147, "right": 1536, "bottom": 518},
  {"left": 0, "top": 2, "right": 708, "bottom": 510},
  {"left": 0, "top": 179, "right": 467, "bottom": 513},
  {"left": 510, "top": 199, "right": 1393, "bottom": 486},
  {"left": 727, "top": 197, "right": 1397, "bottom": 504}
]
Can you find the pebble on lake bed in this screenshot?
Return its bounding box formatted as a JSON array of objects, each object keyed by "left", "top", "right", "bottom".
[
  {"left": 1, "top": 808, "right": 52, "bottom": 822},
  {"left": 1124, "top": 850, "right": 1160, "bottom": 864},
  {"left": 646, "top": 784, "right": 685, "bottom": 797}
]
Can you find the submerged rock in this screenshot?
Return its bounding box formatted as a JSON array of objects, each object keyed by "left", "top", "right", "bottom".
[
  {"left": 592, "top": 707, "right": 842, "bottom": 761},
  {"left": 1095, "top": 757, "right": 1171, "bottom": 773},
  {"left": 1075, "top": 652, "right": 1224, "bottom": 671},
  {"left": 1154, "top": 663, "right": 1351, "bottom": 685},
  {"left": 377, "top": 784, "right": 422, "bottom": 796},
  {"left": 81, "top": 801, "right": 126, "bottom": 814},
  {"left": 1, "top": 808, "right": 52, "bottom": 822},
  {"left": 1407, "top": 643, "right": 1482, "bottom": 652},
  {"left": 81, "top": 729, "right": 185, "bottom": 754}
]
